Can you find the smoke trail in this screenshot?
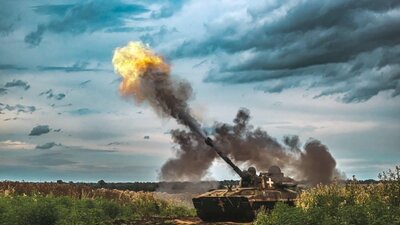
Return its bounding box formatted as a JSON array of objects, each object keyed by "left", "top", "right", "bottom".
[{"left": 112, "top": 42, "right": 206, "bottom": 138}]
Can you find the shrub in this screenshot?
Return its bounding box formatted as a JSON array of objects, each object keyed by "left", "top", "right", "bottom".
[{"left": 255, "top": 166, "right": 400, "bottom": 225}]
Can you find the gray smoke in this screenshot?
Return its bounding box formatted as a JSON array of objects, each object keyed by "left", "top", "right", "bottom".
[
  {"left": 297, "top": 140, "right": 338, "bottom": 185},
  {"left": 161, "top": 129, "right": 216, "bottom": 181},
  {"left": 161, "top": 108, "right": 338, "bottom": 185},
  {"left": 139, "top": 71, "right": 206, "bottom": 138}
]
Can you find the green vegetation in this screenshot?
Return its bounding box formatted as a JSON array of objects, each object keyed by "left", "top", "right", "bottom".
[
  {"left": 255, "top": 166, "right": 400, "bottom": 225},
  {"left": 0, "top": 183, "right": 195, "bottom": 225}
]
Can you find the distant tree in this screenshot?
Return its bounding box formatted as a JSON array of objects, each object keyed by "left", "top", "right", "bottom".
[
  {"left": 98, "top": 180, "right": 106, "bottom": 188},
  {"left": 56, "top": 180, "right": 63, "bottom": 184}
]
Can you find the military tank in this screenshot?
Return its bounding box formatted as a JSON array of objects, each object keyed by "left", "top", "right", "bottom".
[{"left": 192, "top": 137, "right": 298, "bottom": 222}]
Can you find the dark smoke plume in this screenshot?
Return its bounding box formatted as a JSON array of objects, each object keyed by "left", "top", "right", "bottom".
[
  {"left": 139, "top": 71, "right": 206, "bottom": 138},
  {"left": 161, "top": 108, "right": 338, "bottom": 185},
  {"left": 297, "top": 140, "right": 338, "bottom": 185},
  {"left": 112, "top": 42, "right": 206, "bottom": 138},
  {"left": 160, "top": 129, "right": 215, "bottom": 181}
]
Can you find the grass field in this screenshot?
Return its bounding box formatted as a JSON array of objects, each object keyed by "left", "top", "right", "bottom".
[
  {"left": 1, "top": 166, "right": 398, "bottom": 225},
  {"left": 0, "top": 182, "right": 195, "bottom": 225}
]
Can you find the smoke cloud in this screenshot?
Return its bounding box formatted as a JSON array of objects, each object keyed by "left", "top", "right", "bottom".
[
  {"left": 161, "top": 130, "right": 216, "bottom": 181},
  {"left": 161, "top": 108, "right": 338, "bottom": 185},
  {"left": 112, "top": 42, "right": 339, "bottom": 185}
]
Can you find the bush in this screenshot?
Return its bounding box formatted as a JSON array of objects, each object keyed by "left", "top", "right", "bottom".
[
  {"left": 254, "top": 203, "right": 308, "bottom": 225},
  {"left": 255, "top": 166, "right": 400, "bottom": 225}
]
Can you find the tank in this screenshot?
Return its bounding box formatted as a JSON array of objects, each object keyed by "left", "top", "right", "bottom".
[{"left": 192, "top": 137, "right": 298, "bottom": 222}]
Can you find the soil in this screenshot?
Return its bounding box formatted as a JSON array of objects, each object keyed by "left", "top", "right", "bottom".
[{"left": 113, "top": 217, "right": 252, "bottom": 225}]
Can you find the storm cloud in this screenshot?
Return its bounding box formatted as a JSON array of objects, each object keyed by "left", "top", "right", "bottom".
[
  {"left": 0, "top": 64, "right": 27, "bottom": 71},
  {"left": 4, "top": 79, "right": 30, "bottom": 90},
  {"left": 172, "top": 0, "right": 400, "bottom": 103},
  {"left": 37, "top": 61, "right": 103, "bottom": 73},
  {"left": 150, "top": 0, "right": 186, "bottom": 19},
  {"left": 0, "top": 1, "right": 21, "bottom": 36},
  {"left": 0, "top": 88, "right": 7, "bottom": 96},
  {"left": 39, "top": 89, "right": 66, "bottom": 100},
  {"left": 29, "top": 125, "right": 51, "bottom": 136},
  {"left": 0, "top": 103, "right": 36, "bottom": 114},
  {"left": 35, "top": 142, "right": 61, "bottom": 150},
  {"left": 68, "top": 108, "right": 99, "bottom": 116},
  {"left": 140, "top": 25, "right": 178, "bottom": 47},
  {"left": 25, "top": 0, "right": 149, "bottom": 46}
]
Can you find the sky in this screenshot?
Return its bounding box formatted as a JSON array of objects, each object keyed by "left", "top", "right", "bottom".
[{"left": 0, "top": 0, "right": 399, "bottom": 182}]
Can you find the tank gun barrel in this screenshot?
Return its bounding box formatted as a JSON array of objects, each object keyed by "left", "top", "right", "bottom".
[{"left": 205, "top": 137, "right": 245, "bottom": 178}]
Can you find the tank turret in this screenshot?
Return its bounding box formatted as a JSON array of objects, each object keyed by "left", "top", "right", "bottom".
[{"left": 204, "top": 137, "right": 293, "bottom": 188}]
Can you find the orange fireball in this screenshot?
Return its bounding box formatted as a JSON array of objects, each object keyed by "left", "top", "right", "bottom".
[{"left": 112, "top": 42, "right": 170, "bottom": 95}]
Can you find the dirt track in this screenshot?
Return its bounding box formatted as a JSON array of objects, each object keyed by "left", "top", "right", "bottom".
[{"left": 113, "top": 217, "right": 252, "bottom": 225}]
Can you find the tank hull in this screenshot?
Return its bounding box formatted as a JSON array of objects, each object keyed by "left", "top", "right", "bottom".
[
  {"left": 193, "top": 196, "right": 255, "bottom": 222},
  {"left": 192, "top": 196, "right": 294, "bottom": 222}
]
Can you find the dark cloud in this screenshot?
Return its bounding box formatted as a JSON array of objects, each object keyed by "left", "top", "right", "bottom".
[
  {"left": 0, "top": 64, "right": 27, "bottom": 71},
  {"left": 39, "top": 89, "right": 66, "bottom": 100},
  {"left": 54, "top": 93, "right": 65, "bottom": 100},
  {"left": 53, "top": 129, "right": 62, "bottom": 132},
  {"left": 79, "top": 80, "right": 91, "bottom": 87},
  {"left": 24, "top": 25, "right": 45, "bottom": 46},
  {"left": 29, "top": 125, "right": 50, "bottom": 136},
  {"left": 51, "top": 103, "right": 72, "bottom": 108},
  {"left": 0, "top": 20, "right": 15, "bottom": 36},
  {"left": 106, "top": 141, "right": 126, "bottom": 146},
  {"left": 0, "top": 1, "right": 20, "bottom": 36},
  {"left": 32, "top": 4, "right": 74, "bottom": 16},
  {"left": 4, "top": 79, "right": 30, "bottom": 90},
  {"left": 25, "top": 1, "right": 149, "bottom": 46},
  {"left": 140, "top": 25, "right": 178, "bottom": 46},
  {"left": 192, "top": 59, "right": 208, "bottom": 68},
  {"left": 71, "top": 147, "right": 117, "bottom": 153},
  {"left": 0, "top": 88, "right": 7, "bottom": 95},
  {"left": 150, "top": 0, "right": 185, "bottom": 19},
  {"left": 104, "top": 26, "right": 155, "bottom": 33},
  {"left": 68, "top": 108, "right": 98, "bottom": 116},
  {"left": 35, "top": 142, "right": 61, "bottom": 150},
  {"left": 173, "top": 0, "right": 400, "bottom": 103},
  {"left": 36, "top": 144, "right": 117, "bottom": 153},
  {"left": 37, "top": 61, "right": 103, "bottom": 73},
  {"left": 0, "top": 103, "right": 36, "bottom": 114},
  {"left": 3, "top": 117, "right": 18, "bottom": 121}
]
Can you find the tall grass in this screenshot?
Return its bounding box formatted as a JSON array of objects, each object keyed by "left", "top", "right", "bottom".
[
  {"left": 255, "top": 166, "right": 400, "bottom": 225},
  {"left": 0, "top": 182, "right": 195, "bottom": 225}
]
